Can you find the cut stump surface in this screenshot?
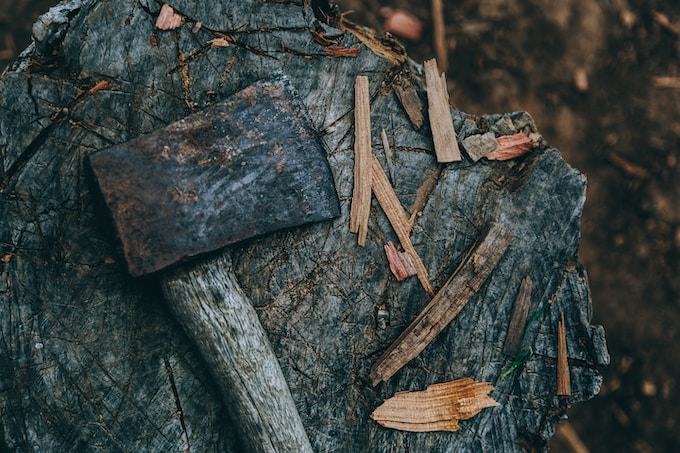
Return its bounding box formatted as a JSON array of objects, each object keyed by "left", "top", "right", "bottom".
[{"left": 0, "top": 1, "right": 608, "bottom": 451}]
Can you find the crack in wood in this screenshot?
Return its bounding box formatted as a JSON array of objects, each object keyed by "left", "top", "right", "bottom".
[{"left": 164, "top": 355, "right": 192, "bottom": 452}]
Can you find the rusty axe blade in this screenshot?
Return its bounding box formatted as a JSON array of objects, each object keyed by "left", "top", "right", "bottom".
[
  {"left": 88, "top": 74, "right": 338, "bottom": 453},
  {"left": 89, "top": 74, "right": 340, "bottom": 277}
]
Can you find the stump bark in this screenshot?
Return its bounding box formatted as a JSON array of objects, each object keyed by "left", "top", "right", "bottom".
[{"left": 0, "top": 0, "right": 608, "bottom": 451}]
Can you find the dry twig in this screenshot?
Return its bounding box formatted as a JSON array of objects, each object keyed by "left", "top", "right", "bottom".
[{"left": 431, "top": 0, "right": 448, "bottom": 73}]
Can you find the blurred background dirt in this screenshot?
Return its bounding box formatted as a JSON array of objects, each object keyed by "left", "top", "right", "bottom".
[{"left": 2, "top": 0, "right": 680, "bottom": 452}]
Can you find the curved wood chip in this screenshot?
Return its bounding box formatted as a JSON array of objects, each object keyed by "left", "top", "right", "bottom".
[{"left": 371, "top": 378, "right": 498, "bottom": 432}]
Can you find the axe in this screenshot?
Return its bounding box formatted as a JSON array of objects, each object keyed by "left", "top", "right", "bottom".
[{"left": 88, "top": 74, "right": 339, "bottom": 452}]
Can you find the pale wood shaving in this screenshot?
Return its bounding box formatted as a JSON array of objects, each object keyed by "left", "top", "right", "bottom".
[
  {"left": 424, "top": 59, "right": 461, "bottom": 163},
  {"left": 370, "top": 223, "right": 512, "bottom": 385},
  {"left": 485, "top": 132, "right": 537, "bottom": 161},
  {"left": 557, "top": 312, "right": 571, "bottom": 396},
  {"left": 156, "top": 4, "right": 183, "bottom": 30},
  {"left": 371, "top": 154, "right": 434, "bottom": 296},
  {"left": 209, "top": 38, "right": 230, "bottom": 48},
  {"left": 370, "top": 377, "right": 498, "bottom": 432},
  {"left": 349, "top": 76, "right": 372, "bottom": 246}
]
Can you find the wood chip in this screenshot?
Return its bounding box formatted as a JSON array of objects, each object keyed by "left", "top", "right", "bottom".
[
  {"left": 370, "top": 223, "right": 512, "bottom": 385},
  {"left": 370, "top": 377, "right": 498, "bottom": 432},
  {"left": 503, "top": 276, "right": 532, "bottom": 357},
  {"left": 424, "top": 59, "right": 461, "bottom": 163},
  {"left": 384, "top": 241, "right": 417, "bottom": 281},
  {"left": 86, "top": 80, "right": 111, "bottom": 96},
  {"left": 484, "top": 132, "right": 536, "bottom": 161},
  {"left": 156, "top": 4, "right": 183, "bottom": 30},
  {"left": 372, "top": 154, "right": 433, "bottom": 296},
  {"left": 392, "top": 77, "right": 424, "bottom": 129},
  {"left": 349, "top": 76, "right": 372, "bottom": 246},
  {"left": 209, "top": 38, "right": 231, "bottom": 48},
  {"left": 557, "top": 312, "right": 571, "bottom": 396},
  {"left": 461, "top": 132, "right": 498, "bottom": 161}
]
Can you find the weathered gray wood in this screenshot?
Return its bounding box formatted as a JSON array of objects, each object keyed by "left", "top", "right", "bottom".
[
  {"left": 161, "top": 255, "right": 312, "bottom": 453},
  {"left": 0, "top": 0, "right": 608, "bottom": 452}
]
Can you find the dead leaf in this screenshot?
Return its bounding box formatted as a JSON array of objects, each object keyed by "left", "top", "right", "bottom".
[
  {"left": 371, "top": 378, "right": 498, "bottom": 432},
  {"left": 1, "top": 254, "right": 12, "bottom": 264},
  {"left": 156, "top": 4, "right": 182, "bottom": 30}
]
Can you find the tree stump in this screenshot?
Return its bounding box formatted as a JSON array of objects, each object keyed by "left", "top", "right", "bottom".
[{"left": 0, "top": 0, "right": 609, "bottom": 451}]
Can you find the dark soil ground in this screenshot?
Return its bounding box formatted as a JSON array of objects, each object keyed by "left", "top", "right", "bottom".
[{"left": 3, "top": 1, "right": 680, "bottom": 452}]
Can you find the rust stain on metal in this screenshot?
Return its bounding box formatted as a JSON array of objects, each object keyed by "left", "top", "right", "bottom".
[{"left": 88, "top": 75, "right": 340, "bottom": 276}]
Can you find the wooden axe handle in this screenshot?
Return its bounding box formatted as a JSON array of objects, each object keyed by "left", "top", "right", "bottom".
[{"left": 160, "top": 253, "right": 313, "bottom": 453}]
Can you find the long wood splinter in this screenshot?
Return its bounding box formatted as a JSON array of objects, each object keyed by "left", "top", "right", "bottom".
[
  {"left": 349, "top": 76, "right": 372, "bottom": 246},
  {"left": 557, "top": 312, "right": 571, "bottom": 396},
  {"left": 371, "top": 154, "right": 434, "bottom": 296},
  {"left": 370, "top": 223, "right": 513, "bottom": 385}
]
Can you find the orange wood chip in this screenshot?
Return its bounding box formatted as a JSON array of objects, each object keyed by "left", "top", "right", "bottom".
[
  {"left": 485, "top": 132, "right": 536, "bottom": 161},
  {"left": 371, "top": 377, "right": 498, "bottom": 432},
  {"left": 384, "top": 241, "right": 417, "bottom": 281}
]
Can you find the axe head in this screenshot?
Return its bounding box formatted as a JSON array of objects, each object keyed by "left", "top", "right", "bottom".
[{"left": 88, "top": 74, "right": 340, "bottom": 276}]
